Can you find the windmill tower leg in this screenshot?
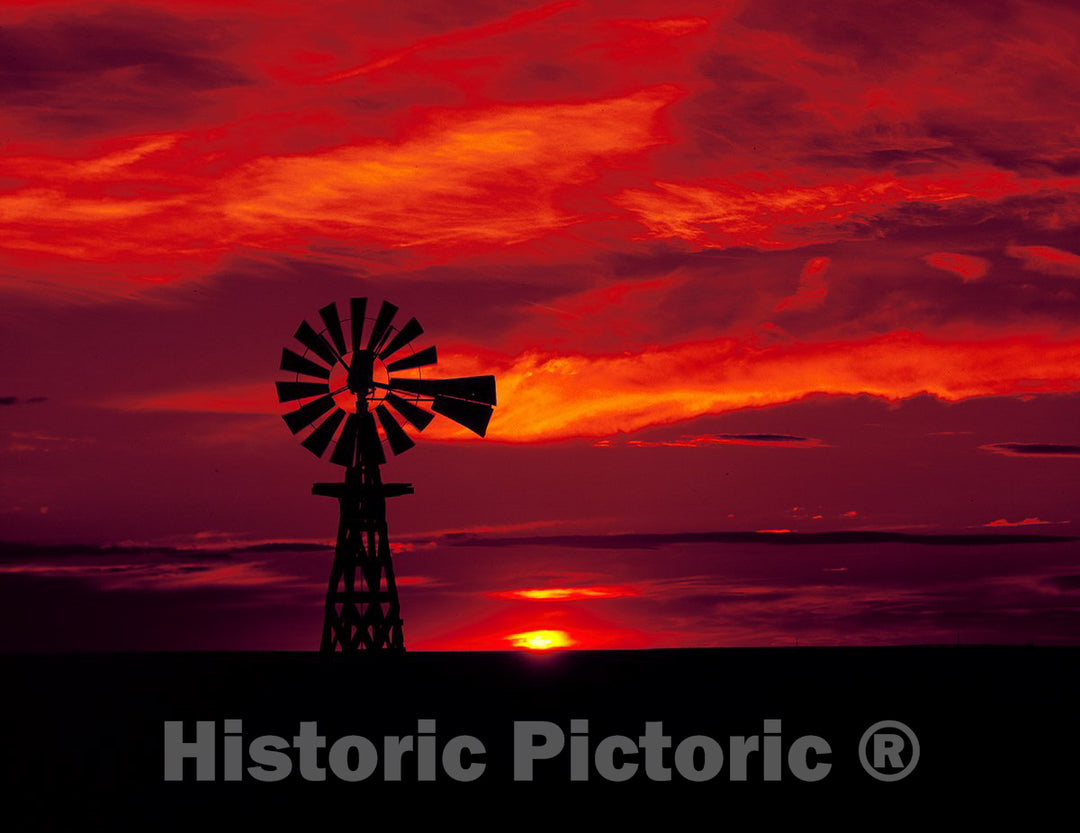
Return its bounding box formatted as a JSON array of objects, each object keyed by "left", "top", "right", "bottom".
[{"left": 316, "top": 460, "right": 409, "bottom": 652}]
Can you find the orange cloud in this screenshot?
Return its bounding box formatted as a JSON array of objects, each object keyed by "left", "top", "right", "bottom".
[
  {"left": 0, "top": 88, "right": 678, "bottom": 267},
  {"left": 111, "top": 332, "right": 1080, "bottom": 443},
  {"left": 218, "top": 87, "right": 677, "bottom": 247},
  {"left": 458, "top": 332, "right": 1080, "bottom": 441},
  {"left": 924, "top": 252, "right": 990, "bottom": 281}
]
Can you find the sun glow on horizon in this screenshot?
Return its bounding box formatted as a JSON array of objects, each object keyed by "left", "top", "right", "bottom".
[
  {"left": 506, "top": 629, "right": 576, "bottom": 650},
  {"left": 494, "top": 586, "right": 637, "bottom": 601}
]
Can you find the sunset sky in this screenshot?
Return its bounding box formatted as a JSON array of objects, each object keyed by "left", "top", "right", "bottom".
[{"left": 2, "top": 0, "right": 1079, "bottom": 651}]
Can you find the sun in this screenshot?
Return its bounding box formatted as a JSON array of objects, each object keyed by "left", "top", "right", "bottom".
[{"left": 506, "top": 630, "right": 576, "bottom": 651}]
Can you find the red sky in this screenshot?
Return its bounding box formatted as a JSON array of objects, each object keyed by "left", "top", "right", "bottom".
[{"left": 2, "top": 0, "right": 1079, "bottom": 651}]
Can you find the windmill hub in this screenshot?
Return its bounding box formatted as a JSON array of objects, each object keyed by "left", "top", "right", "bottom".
[
  {"left": 345, "top": 349, "right": 378, "bottom": 398},
  {"left": 276, "top": 297, "right": 497, "bottom": 653},
  {"left": 330, "top": 350, "right": 389, "bottom": 411}
]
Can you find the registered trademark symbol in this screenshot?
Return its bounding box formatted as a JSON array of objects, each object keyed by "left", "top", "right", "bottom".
[{"left": 858, "top": 720, "right": 920, "bottom": 781}]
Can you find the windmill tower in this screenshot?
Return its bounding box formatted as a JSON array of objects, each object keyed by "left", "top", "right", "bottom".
[{"left": 276, "top": 298, "right": 496, "bottom": 652}]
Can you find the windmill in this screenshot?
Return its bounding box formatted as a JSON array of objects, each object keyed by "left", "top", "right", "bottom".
[{"left": 276, "top": 298, "right": 496, "bottom": 652}]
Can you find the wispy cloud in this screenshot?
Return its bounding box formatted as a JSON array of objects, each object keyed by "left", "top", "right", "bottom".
[
  {"left": 982, "top": 518, "right": 1055, "bottom": 528},
  {"left": 435, "top": 530, "right": 1077, "bottom": 550},
  {"left": 981, "top": 443, "right": 1080, "bottom": 458},
  {"left": 617, "top": 433, "right": 828, "bottom": 448}
]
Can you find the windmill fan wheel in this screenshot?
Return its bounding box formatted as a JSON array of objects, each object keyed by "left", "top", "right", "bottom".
[{"left": 276, "top": 298, "right": 496, "bottom": 467}]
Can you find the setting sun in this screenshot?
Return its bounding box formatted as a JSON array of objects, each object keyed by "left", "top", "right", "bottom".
[
  {"left": 506, "top": 630, "right": 576, "bottom": 651},
  {"left": 493, "top": 586, "right": 637, "bottom": 601}
]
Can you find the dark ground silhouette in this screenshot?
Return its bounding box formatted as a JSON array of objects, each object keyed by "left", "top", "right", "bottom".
[{"left": 5, "top": 647, "right": 1077, "bottom": 824}]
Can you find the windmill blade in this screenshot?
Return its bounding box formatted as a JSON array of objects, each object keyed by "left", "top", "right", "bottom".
[
  {"left": 376, "top": 404, "right": 416, "bottom": 456},
  {"left": 385, "top": 391, "right": 435, "bottom": 431},
  {"left": 301, "top": 408, "right": 346, "bottom": 457},
  {"left": 330, "top": 413, "right": 359, "bottom": 467},
  {"left": 389, "top": 375, "right": 496, "bottom": 406},
  {"left": 349, "top": 297, "right": 367, "bottom": 353},
  {"left": 385, "top": 345, "right": 437, "bottom": 373},
  {"left": 378, "top": 317, "right": 423, "bottom": 360},
  {"left": 282, "top": 394, "right": 337, "bottom": 434},
  {"left": 276, "top": 381, "right": 330, "bottom": 403},
  {"left": 294, "top": 320, "right": 338, "bottom": 367},
  {"left": 319, "top": 302, "right": 348, "bottom": 356},
  {"left": 431, "top": 396, "right": 493, "bottom": 437},
  {"left": 357, "top": 410, "right": 386, "bottom": 465},
  {"left": 366, "top": 300, "right": 398, "bottom": 352},
  {"left": 281, "top": 347, "right": 331, "bottom": 380}
]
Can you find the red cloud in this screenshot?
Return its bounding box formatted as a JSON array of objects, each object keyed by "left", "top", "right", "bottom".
[
  {"left": 776, "top": 256, "right": 829, "bottom": 311},
  {"left": 613, "top": 169, "right": 1073, "bottom": 248},
  {"left": 307, "top": 1, "right": 578, "bottom": 84},
  {"left": 924, "top": 252, "right": 990, "bottom": 282},
  {"left": 1006, "top": 245, "right": 1080, "bottom": 277},
  {"left": 623, "top": 434, "right": 826, "bottom": 448}
]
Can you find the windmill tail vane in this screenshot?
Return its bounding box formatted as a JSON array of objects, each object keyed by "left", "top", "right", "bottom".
[{"left": 276, "top": 298, "right": 496, "bottom": 653}]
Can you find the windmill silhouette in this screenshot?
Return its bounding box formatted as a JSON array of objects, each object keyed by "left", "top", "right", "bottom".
[{"left": 277, "top": 298, "right": 496, "bottom": 652}]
